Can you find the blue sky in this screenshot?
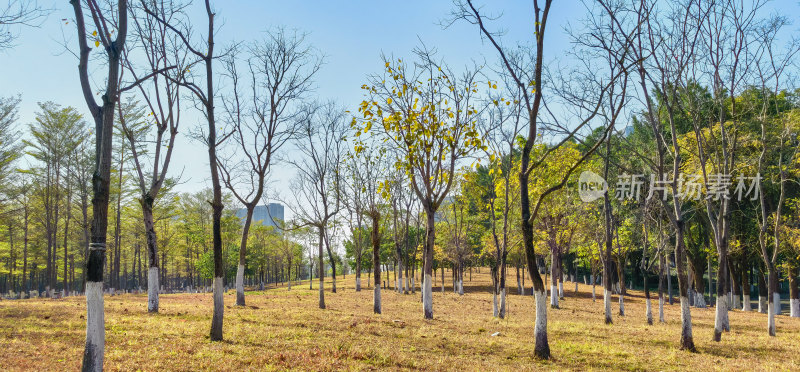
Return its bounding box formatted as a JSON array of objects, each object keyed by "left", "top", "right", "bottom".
[
  {"left": 1, "top": 1, "right": 572, "bottom": 205},
  {"left": 2, "top": 0, "right": 797, "bottom": 216}
]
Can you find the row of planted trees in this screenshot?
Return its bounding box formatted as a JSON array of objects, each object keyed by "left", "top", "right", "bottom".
[
  {"left": 345, "top": 0, "right": 800, "bottom": 359},
  {"left": 1, "top": 0, "right": 799, "bottom": 369}
]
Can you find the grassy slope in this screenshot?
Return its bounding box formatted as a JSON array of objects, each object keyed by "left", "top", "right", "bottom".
[{"left": 1, "top": 269, "right": 799, "bottom": 371}]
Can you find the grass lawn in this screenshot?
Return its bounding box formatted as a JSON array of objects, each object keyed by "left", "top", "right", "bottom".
[{"left": 1, "top": 269, "right": 799, "bottom": 371}]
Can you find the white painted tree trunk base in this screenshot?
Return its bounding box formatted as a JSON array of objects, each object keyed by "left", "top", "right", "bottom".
[
  {"left": 558, "top": 282, "right": 564, "bottom": 299},
  {"left": 83, "top": 281, "right": 105, "bottom": 371},
  {"left": 768, "top": 300, "right": 776, "bottom": 336},
  {"left": 646, "top": 298, "right": 653, "bottom": 324},
  {"left": 211, "top": 277, "right": 224, "bottom": 340},
  {"left": 604, "top": 289, "right": 612, "bottom": 323},
  {"left": 533, "top": 290, "right": 548, "bottom": 354},
  {"left": 492, "top": 291, "right": 498, "bottom": 317},
  {"left": 499, "top": 288, "right": 506, "bottom": 319},
  {"left": 373, "top": 286, "right": 381, "bottom": 314},
  {"left": 318, "top": 276, "right": 325, "bottom": 309},
  {"left": 591, "top": 285, "right": 596, "bottom": 302},
  {"left": 742, "top": 296, "right": 751, "bottom": 312},
  {"left": 550, "top": 285, "right": 559, "bottom": 308},
  {"left": 235, "top": 264, "right": 245, "bottom": 306},
  {"left": 759, "top": 296, "right": 767, "bottom": 313},
  {"left": 774, "top": 293, "right": 781, "bottom": 315},
  {"left": 423, "top": 273, "right": 433, "bottom": 319},
  {"left": 694, "top": 292, "right": 706, "bottom": 308},
  {"left": 355, "top": 277, "right": 361, "bottom": 292},
  {"left": 790, "top": 298, "right": 800, "bottom": 317},
  {"left": 658, "top": 296, "right": 665, "bottom": 323},
  {"left": 619, "top": 293, "right": 625, "bottom": 316},
  {"left": 148, "top": 267, "right": 159, "bottom": 313},
  {"left": 714, "top": 296, "right": 726, "bottom": 339},
  {"left": 680, "top": 296, "right": 693, "bottom": 343}
]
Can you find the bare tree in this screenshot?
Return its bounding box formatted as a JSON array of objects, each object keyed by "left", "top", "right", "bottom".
[
  {"left": 480, "top": 69, "right": 526, "bottom": 318},
  {"left": 440, "top": 176, "right": 474, "bottom": 297},
  {"left": 118, "top": 0, "right": 189, "bottom": 313},
  {"left": 348, "top": 143, "right": 389, "bottom": 313},
  {"left": 753, "top": 14, "right": 799, "bottom": 336},
  {"left": 342, "top": 150, "right": 368, "bottom": 292},
  {"left": 69, "top": 0, "right": 129, "bottom": 369},
  {"left": 627, "top": 0, "right": 706, "bottom": 351},
  {"left": 218, "top": 28, "right": 320, "bottom": 306},
  {"left": 287, "top": 102, "right": 346, "bottom": 309},
  {"left": 141, "top": 0, "right": 229, "bottom": 341},
  {"left": 690, "top": 0, "right": 766, "bottom": 341},
  {"left": 452, "top": 0, "right": 627, "bottom": 358},
  {"left": 389, "top": 169, "right": 415, "bottom": 295}
]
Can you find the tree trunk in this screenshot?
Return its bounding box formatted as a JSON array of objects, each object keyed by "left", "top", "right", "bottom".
[
  {"left": 441, "top": 265, "right": 445, "bottom": 293},
  {"left": 63, "top": 190, "right": 72, "bottom": 296},
  {"left": 789, "top": 266, "right": 799, "bottom": 317},
  {"left": 731, "top": 261, "right": 742, "bottom": 311},
  {"left": 707, "top": 258, "right": 713, "bottom": 309},
  {"left": 422, "top": 208, "right": 435, "bottom": 319},
  {"left": 372, "top": 212, "right": 381, "bottom": 314},
  {"left": 492, "top": 267, "right": 499, "bottom": 317},
  {"left": 757, "top": 268, "right": 767, "bottom": 313},
  {"left": 550, "top": 252, "right": 559, "bottom": 309},
  {"left": 617, "top": 258, "right": 625, "bottom": 316},
  {"left": 603, "top": 256, "right": 612, "bottom": 324},
  {"left": 691, "top": 262, "right": 706, "bottom": 308},
  {"left": 644, "top": 269, "right": 652, "bottom": 325},
  {"left": 235, "top": 206, "right": 255, "bottom": 306},
  {"left": 318, "top": 227, "right": 325, "bottom": 309},
  {"left": 138, "top": 200, "right": 160, "bottom": 312},
  {"left": 355, "top": 255, "right": 361, "bottom": 292},
  {"left": 667, "top": 257, "right": 673, "bottom": 305},
  {"left": 520, "top": 170, "right": 549, "bottom": 359},
  {"left": 675, "top": 227, "right": 695, "bottom": 352},
  {"left": 659, "top": 251, "right": 665, "bottom": 323},
  {"left": 76, "top": 0, "right": 128, "bottom": 362},
  {"left": 713, "top": 252, "right": 729, "bottom": 342},
  {"left": 767, "top": 267, "right": 778, "bottom": 336},
  {"left": 112, "top": 150, "right": 123, "bottom": 294},
  {"left": 22, "top": 208, "right": 28, "bottom": 298},
  {"left": 742, "top": 265, "right": 752, "bottom": 312}
]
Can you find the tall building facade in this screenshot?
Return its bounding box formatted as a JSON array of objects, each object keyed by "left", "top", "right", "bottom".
[{"left": 235, "top": 203, "right": 284, "bottom": 228}]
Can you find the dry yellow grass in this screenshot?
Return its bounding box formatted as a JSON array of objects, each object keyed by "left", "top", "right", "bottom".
[{"left": 1, "top": 269, "right": 799, "bottom": 371}]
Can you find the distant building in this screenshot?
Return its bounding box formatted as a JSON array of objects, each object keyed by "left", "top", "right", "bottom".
[
  {"left": 235, "top": 203, "right": 284, "bottom": 228},
  {"left": 434, "top": 195, "right": 456, "bottom": 222},
  {"left": 623, "top": 126, "right": 634, "bottom": 137}
]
